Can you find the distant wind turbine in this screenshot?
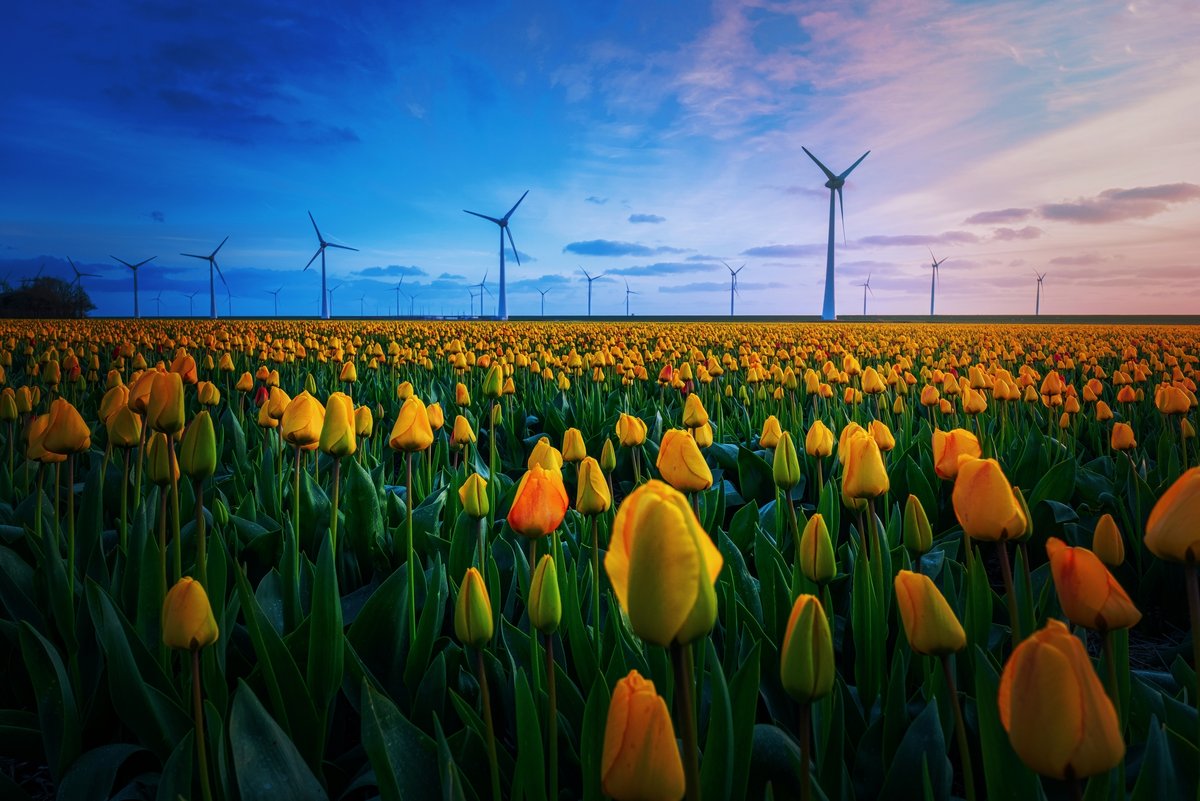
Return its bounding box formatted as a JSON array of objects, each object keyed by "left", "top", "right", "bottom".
[
  {"left": 928, "top": 250, "right": 947, "bottom": 316},
  {"left": 856, "top": 273, "right": 874, "bottom": 316},
  {"left": 67, "top": 258, "right": 99, "bottom": 289},
  {"left": 110, "top": 256, "right": 156, "bottom": 318},
  {"left": 303, "top": 212, "right": 357, "bottom": 320},
  {"left": 328, "top": 282, "right": 344, "bottom": 317},
  {"left": 186, "top": 291, "right": 200, "bottom": 316},
  {"left": 468, "top": 288, "right": 479, "bottom": 317},
  {"left": 153, "top": 291, "right": 163, "bottom": 317},
  {"left": 1034, "top": 271, "right": 1046, "bottom": 316},
  {"left": 579, "top": 267, "right": 606, "bottom": 316},
  {"left": 463, "top": 190, "right": 528, "bottom": 320},
  {"left": 359, "top": 294, "right": 366, "bottom": 316},
  {"left": 404, "top": 288, "right": 421, "bottom": 317},
  {"left": 723, "top": 261, "right": 745, "bottom": 317},
  {"left": 394, "top": 277, "right": 405, "bottom": 317},
  {"left": 474, "top": 270, "right": 490, "bottom": 317},
  {"left": 623, "top": 279, "right": 639, "bottom": 316},
  {"left": 537, "top": 287, "right": 551, "bottom": 317},
  {"left": 266, "top": 287, "right": 282, "bottom": 316},
  {"left": 801, "top": 146, "right": 870, "bottom": 321},
  {"left": 179, "top": 236, "right": 230, "bottom": 319}
]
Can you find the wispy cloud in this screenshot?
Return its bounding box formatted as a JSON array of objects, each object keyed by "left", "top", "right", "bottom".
[
  {"left": 628, "top": 213, "right": 665, "bottom": 224},
  {"left": 1038, "top": 183, "right": 1200, "bottom": 224},
  {"left": 857, "top": 232, "right": 980, "bottom": 248},
  {"left": 741, "top": 243, "right": 824, "bottom": 258},
  {"left": 965, "top": 208, "right": 1032, "bottom": 225},
  {"left": 991, "top": 226, "right": 1043, "bottom": 241},
  {"left": 563, "top": 239, "right": 688, "bottom": 257},
  {"left": 585, "top": 195, "right": 608, "bottom": 205},
  {"left": 352, "top": 264, "right": 427, "bottom": 278},
  {"left": 607, "top": 261, "right": 715, "bottom": 276}
]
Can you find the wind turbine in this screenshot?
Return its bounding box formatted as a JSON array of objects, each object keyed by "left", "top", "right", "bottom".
[
  {"left": 266, "top": 287, "right": 282, "bottom": 316},
  {"left": 66, "top": 258, "right": 99, "bottom": 289},
  {"left": 856, "top": 273, "right": 873, "bottom": 316},
  {"left": 928, "top": 249, "right": 947, "bottom": 316},
  {"left": 579, "top": 267, "right": 606, "bottom": 316},
  {"left": 404, "top": 288, "right": 421, "bottom": 317},
  {"left": 463, "top": 190, "right": 528, "bottom": 320},
  {"left": 537, "top": 287, "right": 551, "bottom": 317},
  {"left": 801, "top": 146, "right": 870, "bottom": 321},
  {"left": 186, "top": 291, "right": 200, "bottom": 316},
  {"left": 359, "top": 294, "right": 366, "bottom": 316},
  {"left": 328, "top": 282, "right": 344, "bottom": 316},
  {"left": 303, "top": 212, "right": 357, "bottom": 320},
  {"left": 623, "top": 279, "right": 640, "bottom": 316},
  {"left": 1034, "top": 271, "right": 1046, "bottom": 316},
  {"left": 468, "top": 288, "right": 479, "bottom": 317},
  {"left": 723, "top": 261, "right": 745, "bottom": 317},
  {"left": 111, "top": 256, "right": 156, "bottom": 318},
  {"left": 179, "top": 236, "right": 230, "bottom": 319},
  {"left": 394, "top": 277, "right": 405, "bottom": 317},
  {"left": 153, "top": 292, "right": 163, "bottom": 317},
  {"left": 474, "top": 270, "right": 490, "bottom": 317}
]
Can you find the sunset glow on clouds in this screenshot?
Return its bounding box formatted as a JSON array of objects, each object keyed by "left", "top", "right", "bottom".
[{"left": 1, "top": 0, "right": 1197, "bottom": 316}]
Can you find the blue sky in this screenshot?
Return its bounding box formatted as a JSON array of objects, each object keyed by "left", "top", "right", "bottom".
[{"left": 2, "top": 0, "right": 1199, "bottom": 317}]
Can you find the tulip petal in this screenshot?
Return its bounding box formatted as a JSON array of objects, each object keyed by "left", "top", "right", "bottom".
[{"left": 625, "top": 499, "right": 701, "bottom": 647}]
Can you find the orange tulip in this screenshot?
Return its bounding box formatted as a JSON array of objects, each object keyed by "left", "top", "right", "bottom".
[
  {"left": 507, "top": 464, "right": 569, "bottom": 538},
  {"left": 952, "top": 457, "right": 1026, "bottom": 541},
  {"left": 931, "top": 428, "right": 981, "bottom": 480},
  {"left": 601, "top": 671, "right": 685, "bottom": 801},
  {"left": 1110, "top": 422, "right": 1136, "bottom": 451},
  {"left": 894, "top": 570, "right": 965, "bottom": 655},
  {"left": 1045, "top": 537, "right": 1140, "bottom": 631},
  {"left": 1144, "top": 467, "right": 1200, "bottom": 563}
]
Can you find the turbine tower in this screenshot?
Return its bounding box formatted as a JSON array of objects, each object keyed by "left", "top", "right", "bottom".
[
  {"left": 359, "top": 294, "right": 366, "bottom": 316},
  {"left": 723, "top": 261, "right": 745, "bottom": 317},
  {"left": 1035, "top": 271, "right": 1046, "bottom": 316},
  {"left": 801, "top": 146, "right": 870, "bottom": 321},
  {"left": 266, "top": 287, "right": 282, "bottom": 316},
  {"left": 186, "top": 291, "right": 200, "bottom": 316},
  {"left": 474, "top": 270, "right": 490, "bottom": 317},
  {"left": 579, "top": 267, "right": 606, "bottom": 316},
  {"left": 404, "top": 288, "right": 421, "bottom": 317},
  {"left": 394, "top": 278, "right": 405, "bottom": 317},
  {"left": 180, "top": 236, "right": 230, "bottom": 319},
  {"left": 928, "top": 250, "right": 947, "bottom": 316},
  {"left": 303, "top": 212, "right": 357, "bottom": 320},
  {"left": 623, "top": 279, "right": 640, "bottom": 316},
  {"left": 67, "top": 258, "right": 99, "bottom": 289},
  {"left": 463, "top": 190, "right": 528, "bottom": 321},
  {"left": 328, "top": 282, "right": 344, "bottom": 317},
  {"left": 111, "top": 256, "right": 155, "bottom": 318},
  {"left": 537, "top": 287, "right": 551, "bottom": 317},
  {"left": 153, "top": 292, "right": 163, "bottom": 317},
  {"left": 856, "top": 273, "right": 873, "bottom": 316}
]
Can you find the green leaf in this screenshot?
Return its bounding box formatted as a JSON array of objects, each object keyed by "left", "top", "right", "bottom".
[
  {"left": 728, "top": 499, "right": 760, "bottom": 552},
  {"left": 307, "top": 536, "right": 345, "bottom": 734},
  {"left": 1029, "top": 458, "right": 1076, "bottom": 510},
  {"left": 973, "top": 646, "right": 1038, "bottom": 801},
  {"left": 361, "top": 683, "right": 440, "bottom": 801},
  {"left": 700, "top": 639, "right": 735, "bottom": 801},
  {"left": 156, "top": 731, "right": 194, "bottom": 801},
  {"left": 342, "top": 456, "right": 383, "bottom": 568},
  {"left": 18, "top": 622, "right": 80, "bottom": 781},
  {"left": 878, "top": 699, "right": 950, "bottom": 801},
  {"left": 230, "top": 681, "right": 329, "bottom": 801},
  {"left": 738, "top": 446, "right": 775, "bottom": 506},
  {"left": 57, "top": 744, "right": 144, "bottom": 801},
  {"left": 581, "top": 676, "right": 611, "bottom": 801},
  {"left": 513, "top": 668, "right": 546, "bottom": 801}
]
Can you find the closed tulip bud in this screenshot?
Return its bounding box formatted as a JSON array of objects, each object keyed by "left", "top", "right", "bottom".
[
  {"left": 903, "top": 494, "right": 933, "bottom": 554},
  {"left": 1095, "top": 401, "right": 1113, "bottom": 421},
  {"left": 779, "top": 594, "right": 834, "bottom": 703},
  {"left": 805, "top": 419, "right": 834, "bottom": 457},
  {"left": 682, "top": 393, "right": 708, "bottom": 428},
  {"left": 26, "top": 414, "right": 66, "bottom": 463},
  {"left": 179, "top": 411, "right": 217, "bottom": 480},
  {"left": 931, "top": 428, "right": 981, "bottom": 480},
  {"left": 0, "top": 391, "right": 16, "bottom": 422},
  {"left": 389, "top": 396, "right": 435, "bottom": 452},
  {"left": 43, "top": 360, "right": 61, "bottom": 386},
  {"left": 170, "top": 353, "right": 198, "bottom": 385},
  {"left": 561, "top": 427, "right": 587, "bottom": 462},
  {"left": 893, "top": 395, "right": 906, "bottom": 414},
  {"left": 868, "top": 419, "right": 895, "bottom": 451},
  {"left": 999, "top": 619, "right": 1124, "bottom": 779},
  {"left": 601, "top": 438, "right": 618, "bottom": 472},
  {"left": 861, "top": 366, "right": 886, "bottom": 394},
  {"left": 799, "top": 514, "right": 836, "bottom": 584},
  {"left": 267, "top": 386, "right": 291, "bottom": 420},
  {"left": 354, "top": 405, "right": 374, "bottom": 437},
  {"left": 576, "top": 456, "right": 612, "bottom": 515},
  {"left": 842, "top": 432, "right": 889, "bottom": 499},
  {"left": 605, "top": 480, "right": 723, "bottom": 646},
  {"left": 162, "top": 577, "right": 219, "bottom": 650},
  {"left": 963, "top": 387, "right": 988, "bottom": 415},
  {"left": 15, "top": 386, "right": 32, "bottom": 414},
  {"left": 920, "top": 385, "right": 940, "bottom": 406},
  {"left": 235, "top": 372, "right": 254, "bottom": 393},
  {"left": 147, "top": 432, "right": 178, "bottom": 486},
  {"left": 257, "top": 401, "right": 278, "bottom": 429},
  {"left": 339, "top": 360, "right": 357, "bottom": 383},
  {"left": 1045, "top": 537, "right": 1140, "bottom": 632},
  {"left": 656, "top": 428, "right": 713, "bottom": 493},
  {"left": 197, "top": 381, "right": 221, "bottom": 406},
  {"left": 759, "top": 415, "right": 782, "bottom": 448},
  {"left": 459, "top": 473, "right": 489, "bottom": 518},
  {"left": 490, "top": 403, "right": 503, "bottom": 427},
  {"left": 601, "top": 671, "right": 685, "bottom": 801},
  {"left": 528, "top": 554, "right": 562, "bottom": 634},
  {"left": 528, "top": 436, "right": 564, "bottom": 474},
  {"left": 615, "top": 413, "right": 647, "bottom": 447},
  {"left": 836, "top": 423, "right": 866, "bottom": 464},
  {"left": 43, "top": 398, "right": 91, "bottom": 454},
  {"left": 147, "top": 372, "right": 185, "bottom": 434},
  {"left": 99, "top": 384, "right": 129, "bottom": 423},
  {"left": 509, "top": 464, "right": 569, "bottom": 538},
  {"left": 218, "top": 353, "right": 235, "bottom": 372},
  {"left": 396, "top": 381, "right": 414, "bottom": 400},
  {"left": 894, "top": 570, "right": 966, "bottom": 655},
  {"left": 1144, "top": 467, "right": 1200, "bottom": 563},
  {"left": 320, "top": 392, "right": 357, "bottom": 457},
  {"left": 107, "top": 406, "right": 142, "bottom": 448},
  {"left": 952, "top": 457, "right": 1026, "bottom": 541},
  {"left": 426, "top": 402, "right": 445, "bottom": 431},
  {"left": 1091, "top": 514, "right": 1124, "bottom": 567},
  {"left": 1154, "top": 384, "right": 1189, "bottom": 415},
  {"left": 938, "top": 398, "right": 954, "bottom": 415},
  {"left": 772, "top": 431, "right": 801, "bottom": 489},
  {"left": 694, "top": 421, "right": 713, "bottom": 448},
  {"left": 453, "top": 567, "right": 493, "bottom": 649},
  {"left": 450, "top": 414, "right": 476, "bottom": 448},
  {"left": 483, "top": 363, "right": 504, "bottom": 399},
  {"left": 1110, "top": 422, "right": 1136, "bottom": 451},
  {"left": 213, "top": 496, "right": 229, "bottom": 528},
  {"left": 281, "top": 391, "right": 325, "bottom": 447},
  {"left": 1184, "top": 418, "right": 1196, "bottom": 440}
]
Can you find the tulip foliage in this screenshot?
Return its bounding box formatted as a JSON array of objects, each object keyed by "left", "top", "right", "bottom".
[{"left": 0, "top": 319, "right": 1198, "bottom": 801}]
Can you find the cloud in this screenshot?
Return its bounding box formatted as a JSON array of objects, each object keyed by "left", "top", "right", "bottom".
[
  {"left": 508, "top": 248, "right": 537, "bottom": 263},
  {"left": 563, "top": 240, "right": 688, "bottom": 257},
  {"left": 964, "top": 208, "right": 1032, "bottom": 225},
  {"left": 352, "top": 264, "right": 427, "bottom": 278},
  {"left": 1049, "top": 253, "right": 1108, "bottom": 266},
  {"left": 1038, "top": 183, "right": 1200, "bottom": 224},
  {"left": 856, "top": 231, "right": 980, "bottom": 247},
  {"left": 585, "top": 196, "right": 608, "bottom": 205},
  {"left": 437, "top": 272, "right": 465, "bottom": 280},
  {"left": 668, "top": 280, "right": 787, "bottom": 292},
  {"left": 687, "top": 254, "right": 723, "bottom": 262},
  {"left": 768, "top": 185, "right": 828, "bottom": 200},
  {"left": 149, "top": 210, "right": 165, "bottom": 223},
  {"left": 607, "top": 261, "right": 716, "bottom": 276},
  {"left": 628, "top": 213, "right": 665, "bottom": 224},
  {"left": 991, "top": 226, "right": 1044, "bottom": 241},
  {"left": 741, "top": 243, "right": 825, "bottom": 258}
]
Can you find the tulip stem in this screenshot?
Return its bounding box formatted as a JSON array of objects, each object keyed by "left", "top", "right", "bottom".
[
  {"left": 194, "top": 478, "right": 207, "bottom": 589},
  {"left": 592, "top": 514, "right": 602, "bottom": 662},
  {"left": 1186, "top": 561, "right": 1200, "bottom": 757},
  {"left": 799, "top": 701, "right": 812, "bottom": 801},
  {"left": 119, "top": 449, "right": 129, "bottom": 553},
  {"left": 528, "top": 538, "right": 541, "bottom": 700},
  {"left": 671, "top": 641, "right": 702, "bottom": 801},
  {"left": 192, "top": 647, "right": 214, "bottom": 801},
  {"left": 330, "top": 458, "right": 341, "bottom": 553},
  {"left": 286, "top": 445, "right": 302, "bottom": 631},
  {"left": 815, "top": 458, "right": 823, "bottom": 505},
  {"left": 545, "top": 631, "right": 558, "bottom": 801},
  {"left": 940, "top": 654, "right": 976, "bottom": 801},
  {"left": 169, "top": 444, "right": 182, "bottom": 581},
  {"left": 476, "top": 648, "right": 502, "bottom": 801},
  {"left": 66, "top": 454, "right": 75, "bottom": 596},
  {"left": 407, "top": 452, "right": 417, "bottom": 649},
  {"left": 996, "top": 542, "right": 1021, "bottom": 643}
]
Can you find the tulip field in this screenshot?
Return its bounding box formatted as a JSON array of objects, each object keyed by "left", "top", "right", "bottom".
[{"left": 3, "top": 319, "right": 1200, "bottom": 801}]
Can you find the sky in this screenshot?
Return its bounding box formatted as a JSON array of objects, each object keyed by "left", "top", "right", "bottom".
[{"left": 1, "top": 0, "right": 1199, "bottom": 318}]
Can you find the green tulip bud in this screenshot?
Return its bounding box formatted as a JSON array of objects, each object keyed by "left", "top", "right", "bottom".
[
  {"left": 772, "top": 431, "right": 801, "bottom": 490},
  {"left": 903, "top": 494, "right": 933, "bottom": 555},
  {"left": 180, "top": 411, "right": 217, "bottom": 480},
  {"left": 799, "top": 513, "right": 836, "bottom": 584},
  {"left": 528, "top": 554, "right": 562, "bottom": 634}
]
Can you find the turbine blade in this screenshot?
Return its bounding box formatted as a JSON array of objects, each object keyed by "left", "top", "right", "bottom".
[
  {"left": 180, "top": 253, "right": 207, "bottom": 260},
  {"left": 134, "top": 257, "right": 156, "bottom": 269},
  {"left": 838, "top": 150, "right": 870, "bottom": 179},
  {"left": 110, "top": 256, "right": 135, "bottom": 269},
  {"left": 215, "top": 263, "right": 230, "bottom": 291},
  {"left": 212, "top": 235, "right": 229, "bottom": 256},
  {"left": 308, "top": 211, "right": 323, "bottom": 243},
  {"left": 326, "top": 243, "right": 358, "bottom": 252},
  {"left": 838, "top": 187, "right": 847, "bottom": 245},
  {"left": 506, "top": 227, "right": 520, "bottom": 266},
  {"left": 304, "top": 248, "right": 322, "bottom": 271},
  {"left": 463, "top": 209, "right": 502, "bottom": 224},
  {"left": 801, "top": 146, "right": 836, "bottom": 181},
  {"left": 502, "top": 189, "right": 529, "bottom": 221}
]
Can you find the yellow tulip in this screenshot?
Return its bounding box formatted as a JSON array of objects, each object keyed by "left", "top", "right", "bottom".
[
  {"left": 656, "top": 429, "right": 713, "bottom": 493},
  {"left": 952, "top": 457, "right": 1026, "bottom": 541},
  {"left": 320, "top": 391, "right": 357, "bottom": 457},
  {"left": 162, "top": 577, "right": 219, "bottom": 650},
  {"left": 601, "top": 671, "right": 685, "bottom": 801},
  {"left": 576, "top": 456, "right": 612, "bottom": 515},
  {"left": 389, "top": 396, "right": 435, "bottom": 452},
  {"left": 894, "top": 570, "right": 965, "bottom": 655}
]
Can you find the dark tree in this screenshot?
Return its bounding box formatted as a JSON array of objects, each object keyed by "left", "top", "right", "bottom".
[{"left": 0, "top": 276, "right": 96, "bottom": 318}]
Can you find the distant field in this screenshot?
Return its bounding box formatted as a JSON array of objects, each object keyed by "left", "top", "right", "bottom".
[{"left": 85, "top": 314, "right": 1200, "bottom": 324}]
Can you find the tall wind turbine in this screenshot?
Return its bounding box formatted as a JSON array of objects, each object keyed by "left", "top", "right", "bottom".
[
  {"left": 537, "top": 287, "right": 551, "bottom": 317},
  {"left": 303, "top": 212, "right": 357, "bottom": 320},
  {"left": 394, "top": 278, "right": 405, "bottom": 317},
  {"left": 328, "top": 282, "right": 344, "bottom": 317},
  {"left": 723, "top": 261, "right": 745, "bottom": 317},
  {"left": 801, "top": 146, "right": 870, "bottom": 321},
  {"left": 1034, "top": 271, "right": 1046, "bottom": 316},
  {"left": 928, "top": 250, "right": 947, "bottom": 316},
  {"left": 474, "top": 270, "right": 490, "bottom": 317},
  {"left": 266, "top": 287, "right": 282, "bottom": 316},
  {"left": 463, "top": 190, "right": 528, "bottom": 320},
  {"left": 67, "top": 258, "right": 99, "bottom": 289},
  {"left": 623, "top": 280, "right": 640, "bottom": 316},
  {"left": 580, "top": 267, "right": 606, "bottom": 316},
  {"left": 111, "top": 256, "right": 155, "bottom": 318},
  {"left": 856, "top": 273, "right": 874, "bottom": 316},
  {"left": 180, "top": 236, "right": 230, "bottom": 319}
]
